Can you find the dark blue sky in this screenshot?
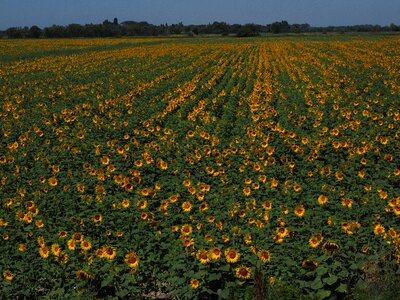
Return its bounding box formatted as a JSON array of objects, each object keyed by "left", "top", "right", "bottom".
[{"left": 1, "top": 0, "right": 399, "bottom": 30}]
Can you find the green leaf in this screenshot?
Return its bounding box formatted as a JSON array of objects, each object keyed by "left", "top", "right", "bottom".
[
  {"left": 323, "top": 275, "right": 338, "bottom": 285},
  {"left": 311, "top": 277, "right": 324, "bottom": 290},
  {"left": 219, "top": 264, "right": 230, "bottom": 272},
  {"left": 101, "top": 276, "right": 114, "bottom": 288},
  {"left": 336, "top": 283, "right": 348, "bottom": 293},
  {"left": 208, "top": 272, "right": 222, "bottom": 281},
  {"left": 316, "top": 289, "right": 331, "bottom": 299},
  {"left": 338, "top": 269, "right": 349, "bottom": 277},
  {"left": 116, "top": 289, "right": 130, "bottom": 298},
  {"left": 316, "top": 266, "right": 329, "bottom": 276},
  {"left": 217, "top": 288, "right": 230, "bottom": 299}
]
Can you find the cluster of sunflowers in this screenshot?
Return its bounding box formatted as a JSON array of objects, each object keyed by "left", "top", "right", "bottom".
[{"left": 0, "top": 36, "right": 399, "bottom": 298}]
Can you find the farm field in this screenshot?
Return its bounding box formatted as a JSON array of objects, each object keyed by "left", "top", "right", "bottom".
[{"left": 0, "top": 35, "right": 399, "bottom": 299}]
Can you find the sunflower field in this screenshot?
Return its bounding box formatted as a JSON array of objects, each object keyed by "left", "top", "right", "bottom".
[{"left": 0, "top": 36, "right": 399, "bottom": 299}]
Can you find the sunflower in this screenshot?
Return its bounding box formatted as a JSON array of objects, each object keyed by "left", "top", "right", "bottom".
[
  {"left": 190, "top": 278, "right": 200, "bottom": 289},
  {"left": 322, "top": 241, "right": 340, "bottom": 254},
  {"left": 169, "top": 195, "right": 178, "bottom": 203},
  {"left": 3, "top": 270, "right": 13, "bottom": 281},
  {"left": 257, "top": 249, "right": 271, "bottom": 263},
  {"left": 309, "top": 233, "right": 323, "bottom": 248},
  {"left": 18, "top": 244, "right": 27, "bottom": 252},
  {"left": 235, "top": 265, "right": 251, "bottom": 279},
  {"left": 58, "top": 230, "right": 68, "bottom": 238},
  {"left": 37, "top": 236, "right": 45, "bottom": 246},
  {"left": 182, "top": 237, "right": 195, "bottom": 247},
  {"left": 102, "top": 245, "right": 117, "bottom": 260},
  {"left": 39, "top": 246, "right": 49, "bottom": 259},
  {"left": 81, "top": 240, "right": 92, "bottom": 251},
  {"left": 181, "top": 224, "right": 193, "bottom": 236},
  {"left": 209, "top": 247, "right": 221, "bottom": 260},
  {"left": 374, "top": 224, "right": 385, "bottom": 235},
  {"left": 294, "top": 205, "right": 305, "bottom": 217},
  {"left": 101, "top": 155, "right": 110, "bottom": 165},
  {"left": 76, "top": 183, "right": 85, "bottom": 193},
  {"left": 125, "top": 251, "right": 140, "bottom": 269},
  {"left": 341, "top": 198, "right": 353, "bottom": 208},
  {"left": 243, "top": 187, "right": 251, "bottom": 197},
  {"left": 72, "top": 232, "right": 84, "bottom": 242},
  {"left": 67, "top": 239, "right": 76, "bottom": 250},
  {"left": 262, "top": 201, "right": 273, "bottom": 210},
  {"left": 137, "top": 200, "right": 147, "bottom": 209},
  {"left": 197, "top": 249, "right": 210, "bottom": 264},
  {"left": 181, "top": 201, "right": 192, "bottom": 212},
  {"left": 293, "top": 183, "right": 302, "bottom": 192},
  {"left": 95, "top": 249, "right": 104, "bottom": 258},
  {"left": 121, "top": 199, "right": 130, "bottom": 208},
  {"left": 318, "top": 195, "right": 328, "bottom": 205},
  {"left": 48, "top": 176, "right": 58, "bottom": 187},
  {"left": 51, "top": 244, "right": 61, "bottom": 256},
  {"left": 225, "top": 248, "right": 240, "bottom": 263},
  {"left": 92, "top": 213, "right": 103, "bottom": 224}
]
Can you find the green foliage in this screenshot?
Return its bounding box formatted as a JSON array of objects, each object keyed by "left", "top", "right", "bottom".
[{"left": 0, "top": 36, "right": 399, "bottom": 299}]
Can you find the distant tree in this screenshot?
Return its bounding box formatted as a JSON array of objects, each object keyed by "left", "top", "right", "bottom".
[
  {"left": 113, "top": 18, "right": 119, "bottom": 25},
  {"left": 67, "top": 24, "right": 84, "bottom": 37},
  {"left": 44, "top": 25, "right": 68, "bottom": 38},
  {"left": 29, "top": 25, "right": 42, "bottom": 38},
  {"left": 6, "top": 27, "right": 24, "bottom": 38},
  {"left": 390, "top": 23, "right": 399, "bottom": 31},
  {"left": 236, "top": 24, "right": 260, "bottom": 37},
  {"left": 271, "top": 22, "right": 281, "bottom": 34}
]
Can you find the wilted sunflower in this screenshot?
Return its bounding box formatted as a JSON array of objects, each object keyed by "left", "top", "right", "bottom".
[
  {"left": 235, "top": 265, "right": 251, "bottom": 279},
  {"left": 76, "top": 269, "right": 91, "bottom": 280},
  {"left": 302, "top": 258, "right": 319, "bottom": 270},
  {"left": 322, "top": 241, "right": 340, "bottom": 254}
]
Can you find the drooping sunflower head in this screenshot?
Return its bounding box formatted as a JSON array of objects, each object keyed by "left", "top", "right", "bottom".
[
  {"left": 302, "top": 258, "right": 319, "bottom": 270},
  {"left": 322, "top": 241, "right": 340, "bottom": 255}
]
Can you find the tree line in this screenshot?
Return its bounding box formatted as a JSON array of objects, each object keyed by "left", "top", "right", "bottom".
[{"left": 2, "top": 18, "right": 400, "bottom": 38}]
